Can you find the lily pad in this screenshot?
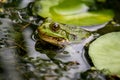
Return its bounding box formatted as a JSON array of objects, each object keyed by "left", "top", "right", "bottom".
[
  {"left": 89, "top": 32, "right": 120, "bottom": 75},
  {"left": 32, "top": 0, "right": 114, "bottom": 26},
  {"left": 32, "top": 0, "right": 60, "bottom": 18},
  {"left": 50, "top": 0, "right": 89, "bottom": 15},
  {"left": 50, "top": 10, "right": 113, "bottom": 26}
]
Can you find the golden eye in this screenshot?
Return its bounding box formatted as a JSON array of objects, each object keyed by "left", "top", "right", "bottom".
[{"left": 49, "top": 22, "right": 60, "bottom": 32}]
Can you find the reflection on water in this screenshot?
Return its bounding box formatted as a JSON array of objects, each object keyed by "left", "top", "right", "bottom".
[
  {"left": 18, "top": 0, "right": 34, "bottom": 8},
  {"left": 23, "top": 27, "right": 49, "bottom": 60},
  {"left": 0, "top": 18, "right": 22, "bottom": 80},
  {"left": 22, "top": 26, "right": 93, "bottom": 79}
]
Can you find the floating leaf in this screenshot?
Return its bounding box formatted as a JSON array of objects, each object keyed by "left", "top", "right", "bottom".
[
  {"left": 89, "top": 32, "right": 120, "bottom": 75},
  {"left": 32, "top": 0, "right": 114, "bottom": 26},
  {"left": 32, "top": 0, "right": 60, "bottom": 17},
  {"left": 51, "top": 10, "right": 114, "bottom": 26}
]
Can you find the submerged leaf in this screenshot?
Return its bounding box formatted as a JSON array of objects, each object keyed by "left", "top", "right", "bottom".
[{"left": 89, "top": 32, "right": 120, "bottom": 75}]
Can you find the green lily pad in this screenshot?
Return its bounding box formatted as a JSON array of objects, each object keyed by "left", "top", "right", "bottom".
[
  {"left": 50, "top": 10, "right": 114, "bottom": 26},
  {"left": 50, "top": 0, "right": 89, "bottom": 15},
  {"left": 89, "top": 32, "right": 120, "bottom": 75},
  {"left": 32, "top": 0, "right": 114, "bottom": 26},
  {"left": 32, "top": 0, "right": 60, "bottom": 17}
]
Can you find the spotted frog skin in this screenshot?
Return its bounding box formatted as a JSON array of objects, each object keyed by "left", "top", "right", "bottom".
[{"left": 37, "top": 18, "right": 90, "bottom": 47}]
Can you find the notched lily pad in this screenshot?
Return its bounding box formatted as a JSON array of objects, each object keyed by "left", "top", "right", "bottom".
[
  {"left": 32, "top": 0, "right": 114, "bottom": 26},
  {"left": 89, "top": 32, "right": 120, "bottom": 75}
]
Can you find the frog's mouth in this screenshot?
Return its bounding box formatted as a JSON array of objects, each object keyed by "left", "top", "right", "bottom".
[{"left": 38, "top": 32, "right": 69, "bottom": 47}]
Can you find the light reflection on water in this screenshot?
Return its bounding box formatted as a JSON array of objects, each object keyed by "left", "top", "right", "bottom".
[
  {"left": 18, "top": 0, "right": 34, "bottom": 8},
  {"left": 23, "top": 27, "right": 49, "bottom": 60},
  {"left": 0, "top": 18, "right": 22, "bottom": 80}
]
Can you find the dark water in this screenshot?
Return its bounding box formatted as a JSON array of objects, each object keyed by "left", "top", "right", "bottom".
[{"left": 0, "top": 0, "right": 120, "bottom": 80}]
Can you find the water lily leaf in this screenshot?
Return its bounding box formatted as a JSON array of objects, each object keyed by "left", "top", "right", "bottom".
[
  {"left": 89, "top": 32, "right": 120, "bottom": 75},
  {"left": 50, "top": 10, "right": 114, "bottom": 26},
  {"left": 32, "top": 0, "right": 114, "bottom": 26},
  {"left": 32, "top": 0, "right": 60, "bottom": 17},
  {"left": 50, "top": 0, "right": 90, "bottom": 15}
]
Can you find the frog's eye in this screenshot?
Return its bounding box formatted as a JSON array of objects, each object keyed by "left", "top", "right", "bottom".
[{"left": 49, "top": 22, "right": 60, "bottom": 32}]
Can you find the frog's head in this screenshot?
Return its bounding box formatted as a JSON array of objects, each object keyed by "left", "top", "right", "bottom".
[{"left": 37, "top": 18, "right": 70, "bottom": 47}]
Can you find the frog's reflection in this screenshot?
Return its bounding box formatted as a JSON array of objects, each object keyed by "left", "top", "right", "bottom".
[
  {"left": 35, "top": 39, "right": 64, "bottom": 59},
  {"left": 35, "top": 39, "right": 76, "bottom": 68},
  {"left": 34, "top": 39, "right": 90, "bottom": 71}
]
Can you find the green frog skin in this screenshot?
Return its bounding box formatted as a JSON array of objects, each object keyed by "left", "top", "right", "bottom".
[{"left": 37, "top": 18, "right": 89, "bottom": 47}]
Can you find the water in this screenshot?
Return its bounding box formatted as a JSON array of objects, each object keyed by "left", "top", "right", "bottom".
[{"left": 0, "top": 18, "right": 22, "bottom": 80}]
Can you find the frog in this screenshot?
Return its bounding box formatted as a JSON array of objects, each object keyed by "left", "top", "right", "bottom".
[{"left": 37, "top": 18, "right": 90, "bottom": 47}]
